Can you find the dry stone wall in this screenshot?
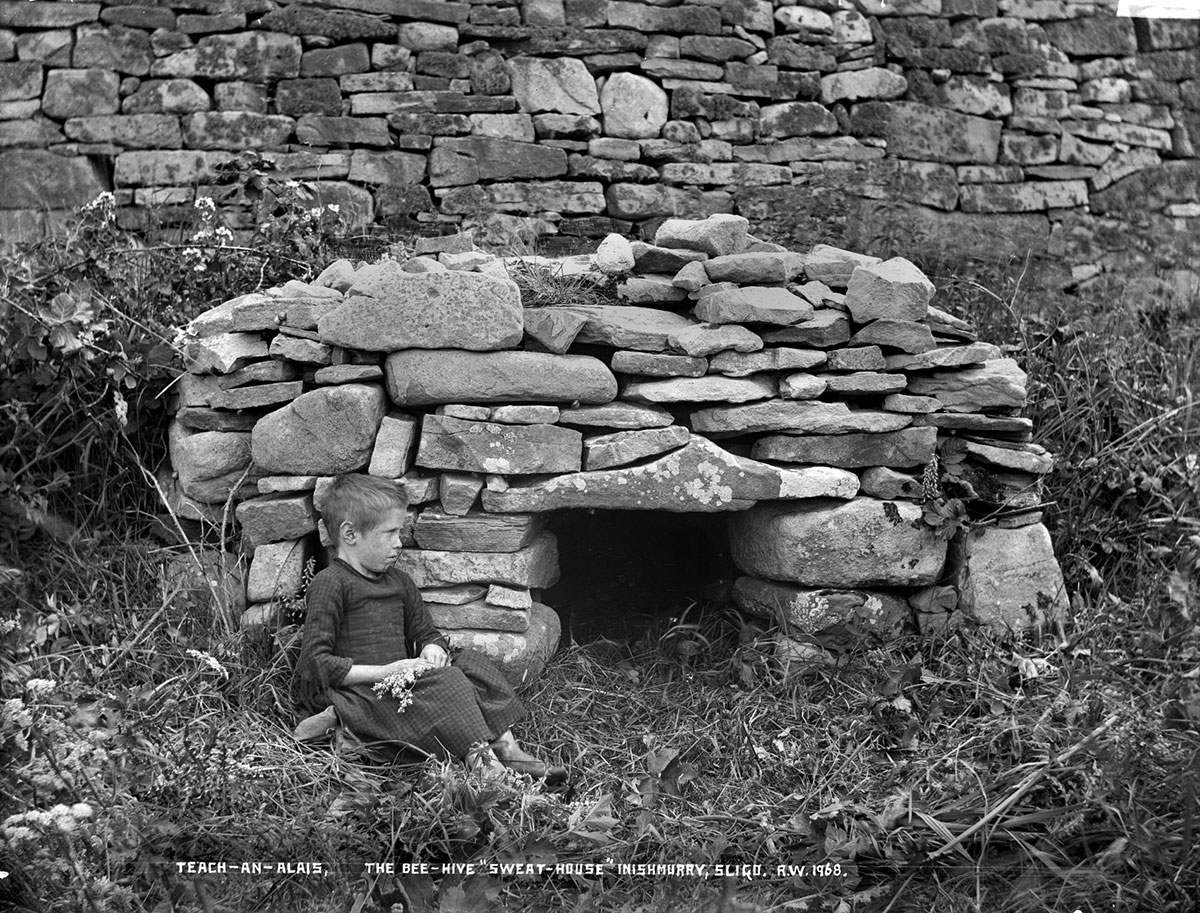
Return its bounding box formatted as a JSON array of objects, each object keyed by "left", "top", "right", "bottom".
[
  {"left": 168, "top": 214, "right": 1067, "bottom": 681},
  {"left": 1, "top": 0, "right": 1198, "bottom": 282}
]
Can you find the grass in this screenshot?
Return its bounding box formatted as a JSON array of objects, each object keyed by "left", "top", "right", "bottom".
[{"left": 2, "top": 247, "right": 1199, "bottom": 912}]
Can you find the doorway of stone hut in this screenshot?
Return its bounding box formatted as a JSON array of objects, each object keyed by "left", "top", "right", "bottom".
[{"left": 541, "top": 509, "right": 736, "bottom": 644}]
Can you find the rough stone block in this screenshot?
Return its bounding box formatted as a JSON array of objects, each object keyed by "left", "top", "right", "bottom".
[
  {"left": 246, "top": 538, "right": 311, "bottom": 603},
  {"left": 964, "top": 523, "right": 1067, "bottom": 629},
  {"left": 386, "top": 349, "right": 616, "bottom": 407},
  {"left": 182, "top": 112, "right": 293, "bottom": 149},
  {"left": 43, "top": 68, "right": 119, "bottom": 118},
  {"left": 251, "top": 384, "right": 387, "bottom": 475},
  {"left": 152, "top": 32, "right": 302, "bottom": 81},
  {"left": 691, "top": 401, "right": 912, "bottom": 435},
  {"left": 235, "top": 492, "right": 318, "bottom": 546},
  {"left": 730, "top": 498, "right": 947, "bottom": 588},
  {"left": 507, "top": 55, "right": 600, "bottom": 115},
  {"left": 752, "top": 427, "right": 937, "bottom": 469},
  {"left": 398, "top": 532, "right": 560, "bottom": 588},
  {"left": 414, "top": 510, "right": 546, "bottom": 553},
  {"left": 732, "top": 576, "right": 909, "bottom": 637},
  {"left": 445, "top": 601, "right": 560, "bottom": 687},
  {"left": 320, "top": 263, "right": 522, "bottom": 352},
  {"left": 368, "top": 412, "right": 419, "bottom": 478},
  {"left": 416, "top": 415, "right": 583, "bottom": 474},
  {"left": 844, "top": 258, "right": 935, "bottom": 324}
]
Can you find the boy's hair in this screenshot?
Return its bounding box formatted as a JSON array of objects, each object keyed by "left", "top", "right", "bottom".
[{"left": 321, "top": 474, "right": 409, "bottom": 540}]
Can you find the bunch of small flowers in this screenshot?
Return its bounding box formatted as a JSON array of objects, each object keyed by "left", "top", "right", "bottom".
[{"left": 373, "top": 664, "right": 428, "bottom": 714}]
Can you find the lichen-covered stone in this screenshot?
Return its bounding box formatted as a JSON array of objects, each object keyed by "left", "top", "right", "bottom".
[
  {"left": 320, "top": 263, "right": 523, "bottom": 351},
  {"left": 446, "top": 601, "right": 561, "bottom": 687},
  {"left": 963, "top": 523, "right": 1067, "bottom": 629},
  {"left": 732, "top": 576, "right": 909, "bottom": 637},
  {"left": 654, "top": 214, "right": 749, "bottom": 257},
  {"left": 730, "top": 498, "right": 947, "bottom": 587},
  {"left": 481, "top": 436, "right": 787, "bottom": 512}
]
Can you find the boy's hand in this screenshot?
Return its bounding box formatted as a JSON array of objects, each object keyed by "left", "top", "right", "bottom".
[
  {"left": 419, "top": 644, "right": 450, "bottom": 668},
  {"left": 382, "top": 658, "right": 432, "bottom": 678}
]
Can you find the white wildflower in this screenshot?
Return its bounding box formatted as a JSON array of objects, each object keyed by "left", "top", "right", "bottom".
[
  {"left": 186, "top": 649, "right": 229, "bottom": 679},
  {"left": 326, "top": 204, "right": 340, "bottom": 213},
  {"left": 286, "top": 180, "right": 301, "bottom": 189},
  {"left": 193, "top": 196, "right": 216, "bottom": 214},
  {"left": 373, "top": 665, "right": 428, "bottom": 714},
  {"left": 113, "top": 389, "right": 128, "bottom": 429},
  {"left": 24, "top": 678, "right": 56, "bottom": 699}
]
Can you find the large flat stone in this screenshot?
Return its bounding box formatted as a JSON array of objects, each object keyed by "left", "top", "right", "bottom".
[
  {"left": 752, "top": 427, "right": 938, "bottom": 469},
  {"left": 414, "top": 509, "right": 546, "bottom": 553},
  {"left": 416, "top": 414, "right": 582, "bottom": 474},
  {"left": 318, "top": 262, "right": 522, "bottom": 351},
  {"left": 246, "top": 538, "right": 312, "bottom": 603},
  {"left": 235, "top": 492, "right": 318, "bottom": 546},
  {"left": 251, "top": 383, "right": 387, "bottom": 474},
  {"left": 693, "top": 286, "right": 814, "bottom": 326},
  {"left": 562, "top": 305, "right": 697, "bottom": 352},
  {"left": 168, "top": 420, "right": 257, "bottom": 503},
  {"left": 482, "top": 435, "right": 784, "bottom": 512},
  {"left": 708, "top": 348, "right": 827, "bottom": 377},
  {"left": 445, "top": 601, "right": 561, "bottom": 687},
  {"left": 877, "top": 101, "right": 1002, "bottom": 164},
  {"left": 730, "top": 498, "right": 948, "bottom": 588},
  {"left": 397, "top": 531, "right": 560, "bottom": 588},
  {"left": 702, "top": 252, "right": 805, "bottom": 285},
  {"left": 653, "top": 213, "right": 749, "bottom": 256},
  {"left": 906, "top": 358, "right": 1027, "bottom": 412},
  {"left": 802, "top": 245, "right": 881, "bottom": 287},
  {"left": 557, "top": 402, "right": 674, "bottom": 429},
  {"left": 385, "top": 350, "right": 617, "bottom": 406},
  {"left": 964, "top": 523, "right": 1067, "bottom": 629},
  {"left": 849, "top": 319, "right": 936, "bottom": 354},
  {"left": 611, "top": 350, "right": 708, "bottom": 378},
  {"left": 691, "top": 400, "right": 913, "bottom": 435},
  {"left": 621, "top": 374, "right": 776, "bottom": 404},
  {"left": 669, "top": 323, "right": 763, "bottom": 357},
  {"left": 884, "top": 341, "right": 1002, "bottom": 371},
  {"left": 760, "top": 310, "right": 851, "bottom": 348},
  {"left": 431, "top": 600, "right": 529, "bottom": 633},
  {"left": 430, "top": 135, "right": 567, "bottom": 185},
  {"left": 583, "top": 425, "right": 689, "bottom": 470},
  {"left": 0, "top": 150, "right": 107, "bottom": 209},
  {"left": 522, "top": 307, "right": 588, "bottom": 354},
  {"left": 844, "top": 257, "right": 935, "bottom": 323},
  {"left": 507, "top": 56, "right": 600, "bottom": 115},
  {"left": 732, "top": 576, "right": 909, "bottom": 637},
  {"left": 152, "top": 31, "right": 302, "bottom": 81}
]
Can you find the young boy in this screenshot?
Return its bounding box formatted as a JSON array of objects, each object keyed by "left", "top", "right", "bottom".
[{"left": 291, "top": 473, "right": 565, "bottom": 783}]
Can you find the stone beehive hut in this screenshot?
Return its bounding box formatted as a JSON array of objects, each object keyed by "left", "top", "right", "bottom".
[{"left": 169, "top": 213, "right": 1066, "bottom": 682}]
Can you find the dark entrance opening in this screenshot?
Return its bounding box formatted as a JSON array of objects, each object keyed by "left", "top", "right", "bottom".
[{"left": 541, "top": 510, "right": 737, "bottom": 644}]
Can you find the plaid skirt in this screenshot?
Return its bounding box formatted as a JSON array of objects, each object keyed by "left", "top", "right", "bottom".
[{"left": 329, "top": 649, "right": 525, "bottom": 761}]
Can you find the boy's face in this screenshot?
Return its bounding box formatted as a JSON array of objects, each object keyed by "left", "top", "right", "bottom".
[{"left": 340, "top": 507, "right": 406, "bottom": 576}]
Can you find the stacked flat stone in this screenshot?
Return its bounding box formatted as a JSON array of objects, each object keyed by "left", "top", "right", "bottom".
[{"left": 170, "top": 214, "right": 1066, "bottom": 680}]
